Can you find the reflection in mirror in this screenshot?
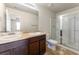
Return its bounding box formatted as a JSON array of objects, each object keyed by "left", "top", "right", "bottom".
[{"left": 6, "top": 8, "right": 20, "bottom": 32}]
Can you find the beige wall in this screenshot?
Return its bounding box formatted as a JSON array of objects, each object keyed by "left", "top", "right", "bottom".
[
  {"left": 0, "top": 4, "right": 5, "bottom": 32},
  {"left": 6, "top": 7, "right": 38, "bottom": 32},
  {"left": 38, "top": 6, "right": 56, "bottom": 40}
]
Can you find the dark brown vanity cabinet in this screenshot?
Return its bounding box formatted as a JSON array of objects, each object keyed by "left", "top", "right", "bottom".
[
  {"left": 39, "top": 39, "right": 46, "bottom": 54},
  {"left": 0, "top": 35, "right": 46, "bottom": 55},
  {"left": 28, "top": 41, "right": 39, "bottom": 55},
  {"left": 39, "top": 35, "right": 46, "bottom": 54},
  {"left": 12, "top": 45, "right": 28, "bottom": 55},
  {"left": 0, "top": 40, "right": 28, "bottom": 55},
  {"left": 28, "top": 35, "right": 46, "bottom": 55},
  {"left": 28, "top": 36, "right": 40, "bottom": 55},
  {"left": 0, "top": 50, "right": 11, "bottom": 55}
]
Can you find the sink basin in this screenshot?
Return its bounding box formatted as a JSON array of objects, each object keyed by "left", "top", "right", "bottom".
[
  {"left": 0, "top": 32, "right": 20, "bottom": 40},
  {"left": 28, "top": 32, "right": 42, "bottom": 35},
  {"left": 0, "top": 32, "right": 19, "bottom": 36},
  {"left": 0, "top": 32, "right": 18, "bottom": 36}
]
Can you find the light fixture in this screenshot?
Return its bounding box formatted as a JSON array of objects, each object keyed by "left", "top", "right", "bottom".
[{"left": 18, "top": 3, "right": 38, "bottom": 11}]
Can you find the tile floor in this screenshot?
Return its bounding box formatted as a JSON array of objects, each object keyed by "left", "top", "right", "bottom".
[{"left": 45, "top": 45, "right": 78, "bottom": 55}]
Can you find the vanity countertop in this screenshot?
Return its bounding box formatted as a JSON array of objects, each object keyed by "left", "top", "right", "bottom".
[{"left": 0, "top": 32, "right": 46, "bottom": 44}]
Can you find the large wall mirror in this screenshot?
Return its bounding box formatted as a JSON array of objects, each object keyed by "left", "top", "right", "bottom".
[{"left": 6, "top": 8, "right": 21, "bottom": 32}]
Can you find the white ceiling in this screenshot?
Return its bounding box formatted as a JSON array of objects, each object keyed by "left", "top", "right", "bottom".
[
  {"left": 5, "top": 3, "right": 38, "bottom": 15},
  {"left": 36, "top": 3, "right": 79, "bottom": 13},
  {"left": 5, "top": 3, "right": 79, "bottom": 13}
]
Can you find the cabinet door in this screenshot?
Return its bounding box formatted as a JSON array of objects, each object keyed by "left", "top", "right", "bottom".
[
  {"left": 39, "top": 39, "right": 46, "bottom": 54},
  {"left": 13, "top": 45, "right": 28, "bottom": 55},
  {"left": 10, "top": 40, "right": 28, "bottom": 55},
  {"left": 29, "top": 41, "right": 39, "bottom": 55}
]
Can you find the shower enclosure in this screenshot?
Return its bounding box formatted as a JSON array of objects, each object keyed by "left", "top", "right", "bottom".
[{"left": 58, "top": 12, "right": 79, "bottom": 51}]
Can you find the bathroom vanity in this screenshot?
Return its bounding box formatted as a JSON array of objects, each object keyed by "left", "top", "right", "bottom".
[{"left": 0, "top": 32, "right": 46, "bottom": 55}]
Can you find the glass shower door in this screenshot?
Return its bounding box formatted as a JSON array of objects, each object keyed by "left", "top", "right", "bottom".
[
  {"left": 75, "top": 14, "right": 79, "bottom": 51},
  {"left": 62, "top": 15, "right": 70, "bottom": 47},
  {"left": 62, "top": 14, "right": 75, "bottom": 49}
]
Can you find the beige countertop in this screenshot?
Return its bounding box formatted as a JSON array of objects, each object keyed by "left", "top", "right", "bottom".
[{"left": 0, "top": 32, "right": 46, "bottom": 44}]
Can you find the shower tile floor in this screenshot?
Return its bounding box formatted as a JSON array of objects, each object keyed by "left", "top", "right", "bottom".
[{"left": 45, "top": 45, "right": 78, "bottom": 55}]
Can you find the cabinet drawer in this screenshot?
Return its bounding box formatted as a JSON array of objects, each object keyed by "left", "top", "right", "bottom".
[
  {"left": 29, "top": 37, "right": 40, "bottom": 43},
  {"left": 38, "top": 35, "right": 46, "bottom": 40},
  {"left": 8, "top": 40, "right": 28, "bottom": 48},
  {"left": 29, "top": 35, "right": 46, "bottom": 43}
]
